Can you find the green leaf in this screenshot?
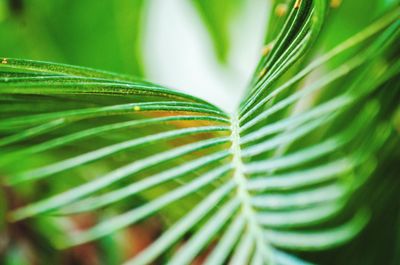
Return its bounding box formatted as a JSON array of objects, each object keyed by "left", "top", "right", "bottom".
[{"left": 1, "top": 1, "right": 399, "bottom": 264}]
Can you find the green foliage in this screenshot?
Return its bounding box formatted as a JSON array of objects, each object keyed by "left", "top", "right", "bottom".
[
  {"left": 0, "top": 0, "right": 399, "bottom": 264},
  {"left": 0, "top": 0, "right": 146, "bottom": 76},
  {"left": 192, "top": 0, "right": 242, "bottom": 62}
]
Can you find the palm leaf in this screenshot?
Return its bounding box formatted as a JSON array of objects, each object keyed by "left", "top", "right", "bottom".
[{"left": 1, "top": 0, "right": 399, "bottom": 264}]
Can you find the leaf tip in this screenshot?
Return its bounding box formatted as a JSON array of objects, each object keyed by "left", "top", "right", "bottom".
[
  {"left": 259, "top": 68, "right": 267, "bottom": 78},
  {"left": 275, "top": 4, "right": 288, "bottom": 17},
  {"left": 294, "top": 0, "right": 302, "bottom": 9},
  {"left": 262, "top": 43, "right": 274, "bottom": 56},
  {"left": 330, "top": 0, "right": 342, "bottom": 9}
]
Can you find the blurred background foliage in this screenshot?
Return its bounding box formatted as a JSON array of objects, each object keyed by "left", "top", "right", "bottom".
[
  {"left": 0, "top": 0, "right": 399, "bottom": 264},
  {"left": 0, "top": 0, "right": 146, "bottom": 76}
]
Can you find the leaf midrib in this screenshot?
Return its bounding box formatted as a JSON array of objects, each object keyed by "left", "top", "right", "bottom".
[{"left": 230, "top": 115, "right": 274, "bottom": 263}]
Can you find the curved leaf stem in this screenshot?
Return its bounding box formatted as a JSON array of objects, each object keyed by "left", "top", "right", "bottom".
[{"left": 230, "top": 116, "right": 274, "bottom": 264}]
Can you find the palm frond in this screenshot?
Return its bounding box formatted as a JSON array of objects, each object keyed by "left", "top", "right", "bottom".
[{"left": 1, "top": 0, "right": 399, "bottom": 264}]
